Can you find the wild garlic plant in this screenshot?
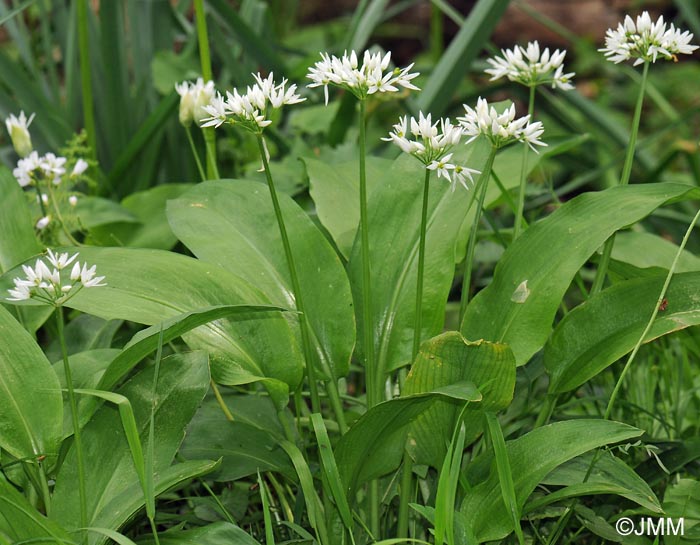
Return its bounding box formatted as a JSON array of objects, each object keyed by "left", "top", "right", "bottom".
[
  {"left": 485, "top": 41, "right": 575, "bottom": 239},
  {"left": 5, "top": 112, "right": 90, "bottom": 244},
  {"left": 593, "top": 11, "right": 699, "bottom": 294},
  {"left": 175, "top": 78, "right": 218, "bottom": 180}
]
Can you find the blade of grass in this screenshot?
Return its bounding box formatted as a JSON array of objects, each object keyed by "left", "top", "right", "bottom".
[
  {"left": 257, "top": 472, "right": 276, "bottom": 545},
  {"left": 0, "top": 0, "right": 35, "bottom": 27},
  {"left": 485, "top": 412, "right": 525, "bottom": 545},
  {"left": 77, "top": 0, "right": 97, "bottom": 160},
  {"left": 310, "top": 414, "right": 354, "bottom": 532},
  {"left": 347, "top": 0, "right": 390, "bottom": 52},
  {"left": 412, "top": 0, "right": 510, "bottom": 117},
  {"left": 145, "top": 328, "right": 164, "bottom": 545}
]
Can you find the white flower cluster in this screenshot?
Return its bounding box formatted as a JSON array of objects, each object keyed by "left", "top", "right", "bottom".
[
  {"left": 13, "top": 151, "right": 87, "bottom": 187},
  {"left": 383, "top": 112, "right": 479, "bottom": 191},
  {"left": 200, "top": 73, "right": 304, "bottom": 132},
  {"left": 600, "top": 11, "right": 698, "bottom": 65},
  {"left": 485, "top": 41, "right": 574, "bottom": 90},
  {"left": 458, "top": 98, "right": 547, "bottom": 153},
  {"left": 7, "top": 249, "right": 106, "bottom": 304},
  {"left": 5, "top": 110, "right": 34, "bottom": 157},
  {"left": 307, "top": 50, "right": 420, "bottom": 105},
  {"left": 175, "top": 78, "right": 216, "bottom": 127}
]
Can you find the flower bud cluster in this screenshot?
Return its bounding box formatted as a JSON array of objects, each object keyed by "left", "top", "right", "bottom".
[
  {"left": 175, "top": 78, "right": 216, "bottom": 127},
  {"left": 485, "top": 41, "right": 574, "bottom": 90},
  {"left": 383, "top": 112, "right": 479, "bottom": 191},
  {"left": 7, "top": 249, "right": 106, "bottom": 305},
  {"left": 306, "top": 50, "right": 420, "bottom": 105},
  {"left": 458, "top": 98, "right": 547, "bottom": 153},
  {"left": 5, "top": 111, "right": 34, "bottom": 157}
]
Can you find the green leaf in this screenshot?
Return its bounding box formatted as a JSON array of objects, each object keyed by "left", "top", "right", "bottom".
[
  {"left": 613, "top": 231, "right": 700, "bottom": 272},
  {"left": 0, "top": 166, "right": 41, "bottom": 273},
  {"left": 461, "top": 182, "right": 700, "bottom": 366},
  {"left": 527, "top": 451, "right": 662, "bottom": 514},
  {"left": 88, "top": 184, "right": 193, "bottom": 249},
  {"left": 412, "top": 0, "right": 510, "bottom": 117},
  {"left": 460, "top": 420, "right": 643, "bottom": 542},
  {"left": 349, "top": 150, "right": 491, "bottom": 379},
  {"left": 335, "top": 382, "right": 481, "bottom": 498},
  {"left": 0, "top": 306, "right": 63, "bottom": 462},
  {"left": 35, "top": 246, "right": 303, "bottom": 401},
  {"left": 50, "top": 351, "right": 211, "bottom": 539},
  {"left": 180, "top": 393, "right": 295, "bottom": 481},
  {"left": 545, "top": 272, "right": 700, "bottom": 394},
  {"left": 167, "top": 180, "right": 354, "bottom": 381},
  {"left": 305, "top": 156, "right": 390, "bottom": 258},
  {"left": 0, "top": 473, "right": 71, "bottom": 544},
  {"left": 46, "top": 314, "right": 122, "bottom": 361},
  {"left": 403, "top": 332, "right": 516, "bottom": 468},
  {"left": 663, "top": 479, "right": 700, "bottom": 544},
  {"left": 137, "top": 522, "right": 261, "bottom": 545},
  {"left": 75, "top": 196, "right": 140, "bottom": 229}
]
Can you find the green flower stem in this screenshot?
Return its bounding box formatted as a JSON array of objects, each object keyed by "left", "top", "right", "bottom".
[
  {"left": 605, "top": 204, "right": 700, "bottom": 420},
  {"left": 358, "top": 99, "right": 379, "bottom": 409},
  {"left": 186, "top": 126, "right": 206, "bottom": 182},
  {"left": 46, "top": 183, "right": 81, "bottom": 246},
  {"left": 591, "top": 60, "right": 650, "bottom": 295},
  {"left": 358, "top": 98, "right": 380, "bottom": 539},
  {"left": 459, "top": 146, "right": 498, "bottom": 321},
  {"left": 256, "top": 135, "right": 321, "bottom": 416},
  {"left": 513, "top": 85, "right": 536, "bottom": 241},
  {"left": 193, "top": 0, "right": 218, "bottom": 179},
  {"left": 210, "top": 380, "right": 234, "bottom": 422},
  {"left": 412, "top": 168, "right": 432, "bottom": 361},
  {"left": 57, "top": 305, "right": 88, "bottom": 538},
  {"left": 77, "top": 0, "right": 97, "bottom": 160}
]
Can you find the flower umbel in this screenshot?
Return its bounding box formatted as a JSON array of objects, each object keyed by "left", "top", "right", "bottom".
[
  {"left": 458, "top": 98, "right": 547, "bottom": 152},
  {"left": 175, "top": 78, "right": 216, "bottom": 127},
  {"left": 600, "top": 11, "right": 698, "bottom": 65},
  {"left": 200, "top": 72, "right": 304, "bottom": 133},
  {"left": 485, "top": 41, "right": 574, "bottom": 90},
  {"left": 383, "top": 112, "right": 479, "bottom": 190},
  {"left": 306, "top": 50, "right": 420, "bottom": 105},
  {"left": 6, "top": 250, "right": 106, "bottom": 305},
  {"left": 5, "top": 111, "right": 35, "bottom": 157}
]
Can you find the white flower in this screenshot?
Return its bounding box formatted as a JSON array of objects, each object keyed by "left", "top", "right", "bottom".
[
  {"left": 200, "top": 72, "right": 305, "bottom": 133},
  {"left": 13, "top": 151, "right": 42, "bottom": 187},
  {"left": 383, "top": 112, "right": 479, "bottom": 191},
  {"left": 40, "top": 153, "right": 67, "bottom": 185},
  {"left": 307, "top": 49, "right": 420, "bottom": 105},
  {"left": 71, "top": 158, "right": 89, "bottom": 177},
  {"left": 6, "top": 250, "right": 107, "bottom": 304},
  {"left": 175, "top": 78, "right": 216, "bottom": 127},
  {"left": 485, "top": 41, "right": 574, "bottom": 90},
  {"left": 69, "top": 195, "right": 78, "bottom": 207},
  {"left": 36, "top": 216, "right": 51, "bottom": 230},
  {"left": 600, "top": 11, "right": 698, "bottom": 65},
  {"left": 5, "top": 111, "right": 34, "bottom": 157},
  {"left": 458, "top": 97, "right": 547, "bottom": 153}
]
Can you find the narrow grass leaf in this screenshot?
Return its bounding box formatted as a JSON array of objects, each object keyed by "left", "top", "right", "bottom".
[{"left": 257, "top": 472, "right": 276, "bottom": 545}]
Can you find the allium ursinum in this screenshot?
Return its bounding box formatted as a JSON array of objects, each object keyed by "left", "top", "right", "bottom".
[
  {"left": 175, "top": 78, "right": 216, "bottom": 127},
  {"left": 6, "top": 249, "right": 106, "bottom": 305},
  {"left": 5, "top": 111, "right": 34, "bottom": 157},
  {"left": 458, "top": 98, "right": 547, "bottom": 153},
  {"left": 382, "top": 112, "right": 479, "bottom": 191},
  {"left": 600, "top": 11, "right": 698, "bottom": 65},
  {"left": 306, "top": 50, "right": 420, "bottom": 105},
  {"left": 485, "top": 41, "right": 574, "bottom": 90},
  {"left": 200, "top": 72, "right": 304, "bottom": 134}
]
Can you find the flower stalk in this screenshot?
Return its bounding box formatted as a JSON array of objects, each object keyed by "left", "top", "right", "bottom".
[
  {"left": 77, "top": 0, "right": 96, "bottom": 161},
  {"left": 513, "top": 84, "right": 537, "bottom": 241}
]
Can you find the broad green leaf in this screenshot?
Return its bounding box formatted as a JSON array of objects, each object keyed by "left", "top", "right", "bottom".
[
  {"left": 75, "top": 196, "right": 140, "bottom": 229},
  {"left": 460, "top": 420, "right": 643, "bottom": 542},
  {"left": 335, "top": 382, "right": 481, "bottom": 498},
  {"left": 137, "top": 521, "right": 261, "bottom": 545},
  {"left": 89, "top": 184, "right": 193, "bottom": 249},
  {"left": 167, "top": 180, "right": 354, "bottom": 381},
  {"left": 34, "top": 246, "right": 303, "bottom": 399},
  {"left": 663, "top": 479, "right": 700, "bottom": 544},
  {"left": 545, "top": 272, "right": 700, "bottom": 393},
  {"left": 180, "top": 393, "right": 295, "bottom": 481},
  {"left": 412, "top": 0, "right": 510, "bottom": 117},
  {"left": 0, "top": 473, "right": 71, "bottom": 544},
  {"left": 526, "top": 451, "right": 661, "bottom": 514},
  {"left": 613, "top": 231, "right": 700, "bottom": 272},
  {"left": 461, "top": 183, "right": 700, "bottom": 366},
  {"left": 45, "top": 314, "right": 122, "bottom": 361},
  {"left": 305, "top": 156, "right": 391, "bottom": 258},
  {"left": 349, "top": 150, "right": 491, "bottom": 378},
  {"left": 403, "top": 332, "right": 515, "bottom": 468},
  {"left": 51, "top": 351, "right": 210, "bottom": 539},
  {"left": 0, "top": 306, "right": 63, "bottom": 462}
]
